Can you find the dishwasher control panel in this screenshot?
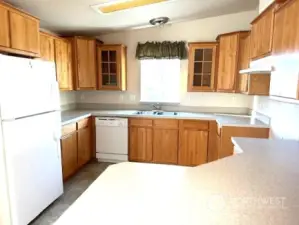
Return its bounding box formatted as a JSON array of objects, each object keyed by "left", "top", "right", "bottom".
[{"left": 96, "top": 117, "right": 128, "bottom": 127}]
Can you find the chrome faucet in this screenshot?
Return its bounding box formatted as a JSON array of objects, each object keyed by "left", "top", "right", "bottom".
[{"left": 152, "top": 103, "right": 162, "bottom": 111}]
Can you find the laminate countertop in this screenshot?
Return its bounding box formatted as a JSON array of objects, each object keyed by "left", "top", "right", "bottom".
[
  {"left": 61, "top": 110, "right": 269, "bottom": 128},
  {"left": 54, "top": 137, "right": 299, "bottom": 225}
]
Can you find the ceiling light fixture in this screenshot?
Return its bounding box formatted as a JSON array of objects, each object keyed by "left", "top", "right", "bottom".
[
  {"left": 149, "top": 17, "right": 169, "bottom": 26},
  {"left": 91, "top": 0, "right": 169, "bottom": 14}
]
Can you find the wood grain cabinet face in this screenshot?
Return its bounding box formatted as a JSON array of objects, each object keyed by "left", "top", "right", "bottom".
[
  {"left": 77, "top": 125, "right": 92, "bottom": 168},
  {"left": 153, "top": 127, "right": 179, "bottom": 164},
  {"left": 9, "top": 10, "right": 40, "bottom": 55},
  {"left": 250, "top": 4, "right": 275, "bottom": 59},
  {"left": 74, "top": 38, "right": 97, "bottom": 90},
  {"left": 40, "top": 33, "right": 55, "bottom": 62},
  {"left": 273, "top": 0, "right": 299, "bottom": 54},
  {"left": 188, "top": 43, "right": 217, "bottom": 92},
  {"left": 61, "top": 132, "right": 78, "bottom": 180},
  {"left": 0, "top": 4, "right": 10, "bottom": 48},
  {"left": 55, "top": 38, "right": 73, "bottom": 91},
  {"left": 97, "top": 44, "right": 127, "bottom": 91},
  {"left": 179, "top": 129, "right": 208, "bottom": 166},
  {"left": 129, "top": 127, "right": 153, "bottom": 162},
  {"left": 217, "top": 33, "right": 239, "bottom": 92}
]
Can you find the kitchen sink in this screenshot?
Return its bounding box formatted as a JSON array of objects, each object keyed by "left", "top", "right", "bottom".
[{"left": 135, "top": 111, "right": 178, "bottom": 116}]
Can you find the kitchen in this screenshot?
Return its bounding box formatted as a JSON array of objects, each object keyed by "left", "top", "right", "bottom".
[{"left": 0, "top": 0, "right": 299, "bottom": 224}]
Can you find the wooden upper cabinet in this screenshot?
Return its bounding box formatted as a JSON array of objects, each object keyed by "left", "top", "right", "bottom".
[
  {"left": 0, "top": 2, "right": 40, "bottom": 57},
  {"left": 188, "top": 42, "right": 217, "bottom": 92},
  {"left": 178, "top": 120, "right": 209, "bottom": 166},
  {"left": 238, "top": 33, "right": 251, "bottom": 71},
  {"left": 250, "top": 3, "right": 275, "bottom": 60},
  {"left": 0, "top": 4, "right": 10, "bottom": 48},
  {"left": 69, "top": 37, "right": 97, "bottom": 90},
  {"left": 55, "top": 38, "right": 73, "bottom": 91},
  {"left": 272, "top": 0, "right": 299, "bottom": 54},
  {"left": 216, "top": 31, "right": 250, "bottom": 92},
  {"left": 97, "top": 44, "right": 127, "bottom": 91},
  {"left": 216, "top": 32, "right": 239, "bottom": 92},
  {"left": 9, "top": 10, "right": 40, "bottom": 55},
  {"left": 40, "top": 32, "right": 55, "bottom": 62}
]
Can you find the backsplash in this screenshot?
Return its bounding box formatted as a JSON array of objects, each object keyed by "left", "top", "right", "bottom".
[{"left": 60, "top": 91, "right": 76, "bottom": 110}]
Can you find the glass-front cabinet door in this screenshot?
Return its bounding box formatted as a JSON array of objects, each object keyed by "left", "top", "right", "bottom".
[
  {"left": 97, "top": 44, "right": 127, "bottom": 91},
  {"left": 188, "top": 42, "right": 217, "bottom": 92}
]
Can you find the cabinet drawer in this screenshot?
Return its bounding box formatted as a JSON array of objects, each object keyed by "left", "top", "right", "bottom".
[
  {"left": 62, "top": 123, "right": 76, "bottom": 136},
  {"left": 129, "top": 118, "right": 152, "bottom": 127},
  {"left": 153, "top": 119, "right": 178, "bottom": 129},
  {"left": 77, "top": 118, "right": 90, "bottom": 129},
  {"left": 180, "top": 120, "right": 209, "bottom": 130}
]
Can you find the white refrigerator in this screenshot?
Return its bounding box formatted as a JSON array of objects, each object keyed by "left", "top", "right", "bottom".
[{"left": 0, "top": 54, "right": 63, "bottom": 225}]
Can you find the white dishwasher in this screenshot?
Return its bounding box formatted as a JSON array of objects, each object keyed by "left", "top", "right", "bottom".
[{"left": 96, "top": 117, "right": 128, "bottom": 163}]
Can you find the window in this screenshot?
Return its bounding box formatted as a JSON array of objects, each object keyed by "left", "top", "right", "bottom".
[{"left": 140, "top": 59, "right": 180, "bottom": 103}]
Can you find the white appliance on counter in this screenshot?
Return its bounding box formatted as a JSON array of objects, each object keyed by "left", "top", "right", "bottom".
[
  {"left": 0, "top": 54, "right": 63, "bottom": 225},
  {"left": 96, "top": 117, "right": 128, "bottom": 162}
]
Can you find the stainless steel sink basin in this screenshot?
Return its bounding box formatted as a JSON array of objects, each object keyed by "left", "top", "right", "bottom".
[{"left": 135, "top": 111, "right": 178, "bottom": 116}]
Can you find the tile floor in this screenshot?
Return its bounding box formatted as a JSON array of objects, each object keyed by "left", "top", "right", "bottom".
[{"left": 30, "top": 162, "right": 112, "bottom": 225}]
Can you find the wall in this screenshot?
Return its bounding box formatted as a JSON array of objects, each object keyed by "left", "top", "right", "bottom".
[
  {"left": 77, "top": 10, "right": 258, "bottom": 111},
  {"left": 259, "top": 0, "right": 274, "bottom": 12}
]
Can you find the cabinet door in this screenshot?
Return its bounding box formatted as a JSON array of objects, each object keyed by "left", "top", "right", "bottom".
[
  {"left": 9, "top": 11, "right": 39, "bottom": 54},
  {"left": 98, "top": 45, "right": 126, "bottom": 91},
  {"left": 273, "top": 0, "right": 299, "bottom": 54},
  {"left": 217, "top": 34, "right": 238, "bottom": 92},
  {"left": 40, "top": 33, "right": 55, "bottom": 62},
  {"left": 61, "top": 132, "right": 78, "bottom": 180},
  {"left": 76, "top": 38, "right": 96, "bottom": 89},
  {"left": 238, "top": 34, "right": 251, "bottom": 71},
  {"left": 0, "top": 4, "right": 10, "bottom": 48},
  {"left": 239, "top": 74, "right": 248, "bottom": 93},
  {"left": 55, "top": 38, "right": 73, "bottom": 90},
  {"left": 250, "top": 4, "right": 274, "bottom": 59},
  {"left": 153, "top": 129, "right": 178, "bottom": 164},
  {"left": 77, "top": 126, "right": 91, "bottom": 168},
  {"left": 178, "top": 129, "right": 208, "bottom": 166},
  {"left": 188, "top": 43, "right": 217, "bottom": 92},
  {"left": 129, "top": 127, "right": 153, "bottom": 162}
]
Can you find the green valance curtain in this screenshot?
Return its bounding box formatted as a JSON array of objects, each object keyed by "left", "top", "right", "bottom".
[{"left": 136, "top": 41, "right": 187, "bottom": 60}]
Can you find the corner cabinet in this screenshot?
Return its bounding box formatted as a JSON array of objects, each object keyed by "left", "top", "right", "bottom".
[
  {"left": 0, "top": 1, "right": 40, "bottom": 57},
  {"left": 97, "top": 44, "right": 127, "bottom": 91},
  {"left": 68, "top": 37, "right": 97, "bottom": 90},
  {"left": 216, "top": 31, "right": 250, "bottom": 93},
  {"left": 55, "top": 38, "right": 73, "bottom": 91},
  {"left": 40, "top": 32, "right": 55, "bottom": 62},
  {"left": 188, "top": 42, "right": 217, "bottom": 92}
]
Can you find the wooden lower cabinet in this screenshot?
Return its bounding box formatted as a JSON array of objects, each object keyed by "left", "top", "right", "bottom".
[
  {"left": 77, "top": 124, "right": 92, "bottom": 168},
  {"left": 61, "top": 117, "right": 92, "bottom": 181},
  {"left": 129, "top": 127, "right": 153, "bottom": 162},
  {"left": 153, "top": 128, "right": 178, "bottom": 164},
  {"left": 178, "top": 129, "right": 208, "bottom": 166},
  {"left": 61, "top": 132, "right": 78, "bottom": 180}
]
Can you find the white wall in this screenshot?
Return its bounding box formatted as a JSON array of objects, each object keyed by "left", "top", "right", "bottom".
[
  {"left": 77, "top": 10, "right": 258, "bottom": 109},
  {"left": 259, "top": 0, "right": 274, "bottom": 12}
]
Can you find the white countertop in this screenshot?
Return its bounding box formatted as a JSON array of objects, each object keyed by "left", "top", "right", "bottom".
[
  {"left": 54, "top": 138, "right": 299, "bottom": 225},
  {"left": 61, "top": 110, "right": 269, "bottom": 128}
]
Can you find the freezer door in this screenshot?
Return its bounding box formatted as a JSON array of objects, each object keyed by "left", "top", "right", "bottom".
[
  {"left": 2, "top": 111, "right": 63, "bottom": 225},
  {"left": 0, "top": 55, "right": 60, "bottom": 120}
]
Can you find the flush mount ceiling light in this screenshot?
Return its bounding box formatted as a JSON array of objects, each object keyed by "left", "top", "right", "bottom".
[
  {"left": 91, "top": 0, "right": 172, "bottom": 14},
  {"left": 149, "top": 17, "right": 169, "bottom": 26}
]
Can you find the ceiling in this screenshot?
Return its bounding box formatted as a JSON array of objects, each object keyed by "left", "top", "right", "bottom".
[{"left": 5, "top": 0, "right": 258, "bottom": 35}]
